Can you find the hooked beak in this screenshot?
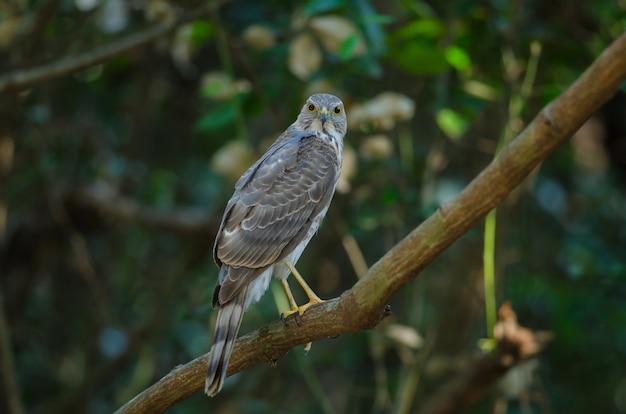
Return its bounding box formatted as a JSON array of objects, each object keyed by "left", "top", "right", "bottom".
[{"left": 319, "top": 107, "right": 329, "bottom": 125}]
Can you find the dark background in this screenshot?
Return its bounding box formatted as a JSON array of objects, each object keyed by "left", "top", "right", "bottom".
[{"left": 1, "top": 0, "right": 626, "bottom": 413}]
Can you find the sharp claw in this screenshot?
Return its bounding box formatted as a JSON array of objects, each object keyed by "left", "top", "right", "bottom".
[
  {"left": 280, "top": 308, "right": 301, "bottom": 325},
  {"left": 280, "top": 298, "right": 325, "bottom": 327},
  {"left": 304, "top": 342, "right": 312, "bottom": 355},
  {"left": 294, "top": 312, "right": 302, "bottom": 326}
]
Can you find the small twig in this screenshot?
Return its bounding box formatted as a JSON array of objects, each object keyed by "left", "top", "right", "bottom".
[
  {"left": 0, "top": 2, "right": 228, "bottom": 94},
  {"left": 62, "top": 183, "right": 218, "bottom": 237},
  {"left": 50, "top": 195, "right": 108, "bottom": 322},
  {"left": 341, "top": 234, "right": 369, "bottom": 278}
]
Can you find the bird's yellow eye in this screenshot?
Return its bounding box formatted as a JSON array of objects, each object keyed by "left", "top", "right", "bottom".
[
  {"left": 333, "top": 106, "right": 342, "bottom": 115},
  {"left": 307, "top": 103, "right": 316, "bottom": 113}
]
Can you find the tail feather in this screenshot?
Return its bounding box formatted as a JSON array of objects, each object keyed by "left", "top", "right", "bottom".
[{"left": 205, "top": 284, "right": 247, "bottom": 396}]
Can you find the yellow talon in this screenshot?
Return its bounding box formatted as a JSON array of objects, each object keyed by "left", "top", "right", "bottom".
[
  {"left": 279, "top": 260, "right": 325, "bottom": 355},
  {"left": 281, "top": 295, "right": 324, "bottom": 319},
  {"left": 279, "top": 260, "right": 325, "bottom": 319}
]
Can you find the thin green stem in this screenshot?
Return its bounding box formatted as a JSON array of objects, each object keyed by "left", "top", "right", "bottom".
[
  {"left": 483, "top": 41, "right": 542, "bottom": 339},
  {"left": 483, "top": 209, "right": 497, "bottom": 338}
]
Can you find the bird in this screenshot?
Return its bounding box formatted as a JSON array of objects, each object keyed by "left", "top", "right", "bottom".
[{"left": 205, "top": 93, "right": 347, "bottom": 396}]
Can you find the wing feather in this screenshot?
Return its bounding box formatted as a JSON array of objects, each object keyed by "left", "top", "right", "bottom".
[{"left": 212, "top": 131, "right": 340, "bottom": 302}]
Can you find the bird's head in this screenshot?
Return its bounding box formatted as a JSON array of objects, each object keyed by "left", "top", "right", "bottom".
[{"left": 296, "top": 93, "right": 347, "bottom": 137}]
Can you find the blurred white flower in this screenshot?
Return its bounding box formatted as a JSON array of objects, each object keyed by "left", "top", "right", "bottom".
[
  {"left": 309, "top": 15, "right": 366, "bottom": 57},
  {"left": 210, "top": 140, "right": 254, "bottom": 181},
  {"left": 288, "top": 33, "right": 322, "bottom": 80},
  {"left": 242, "top": 24, "right": 276, "bottom": 51},
  {"left": 386, "top": 324, "right": 424, "bottom": 349},
  {"left": 201, "top": 71, "right": 251, "bottom": 101},
  {"left": 349, "top": 92, "right": 415, "bottom": 130},
  {"left": 360, "top": 134, "right": 394, "bottom": 160}
]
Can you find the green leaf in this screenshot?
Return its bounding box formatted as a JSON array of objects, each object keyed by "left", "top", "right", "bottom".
[
  {"left": 195, "top": 102, "right": 237, "bottom": 132},
  {"left": 445, "top": 45, "right": 472, "bottom": 72},
  {"left": 190, "top": 20, "right": 213, "bottom": 45},
  {"left": 200, "top": 82, "right": 221, "bottom": 98},
  {"left": 389, "top": 18, "right": 444, "bottom": 42},
  {"left": 390, "top": 42, "right": 449, "bottom": 75},
  {"left": 339, "top": 34, "right": 360, "bottom": 61},
  {"left": 381, "top": 186, "right": 399, "bottom": 205},
  {"left": 436, "top": 108, "right": 469, "bottom": 139}
]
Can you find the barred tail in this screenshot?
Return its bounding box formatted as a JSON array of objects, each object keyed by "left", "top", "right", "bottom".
[{"left": 205, "top": 280, "right": 247, "bottom": 396}]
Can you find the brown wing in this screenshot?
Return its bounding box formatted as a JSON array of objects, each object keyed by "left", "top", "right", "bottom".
[{"left": 213, "top": 132, "right": 340, "bottom": 303}]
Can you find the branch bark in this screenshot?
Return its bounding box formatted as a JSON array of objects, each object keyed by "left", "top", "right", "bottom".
[
  {"left": 115, "top": 31, "right": 626, "bottom": 414},
  {"left": 0, "top": 3, "right": 226, "bottom": 95}
]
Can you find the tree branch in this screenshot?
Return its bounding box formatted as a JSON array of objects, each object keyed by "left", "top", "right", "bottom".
[
  {"left": 115, "top": 30, "right": 626, "bottom": 414},
  {"left": 61, "top": 183, "right": 218, "bottom": 236},
  {"left": 0, "top": 2, "right": 227, "bottom": 95}
]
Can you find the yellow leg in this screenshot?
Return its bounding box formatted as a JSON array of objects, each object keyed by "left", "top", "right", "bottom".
[
  {"left": 281, "top": 279, "right": 299, "bottom": 314},
  {"left": 284, "top": 260, "right": 324, "bottom": 309},
  {"left": 281, "top": 261, "right": 325, "bottom": 320},
  {"left": 280, "top": 261, "right": 325, "bottom": 353}
]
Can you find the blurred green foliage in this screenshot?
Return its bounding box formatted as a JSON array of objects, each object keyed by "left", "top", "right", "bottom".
[{"left": 1, "top": 0, "right": 626, "bottom": 413}]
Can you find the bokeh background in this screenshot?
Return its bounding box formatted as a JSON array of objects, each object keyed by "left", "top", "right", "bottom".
[{"left": 1, "top": 0, "right": 626, "bottom": 413}]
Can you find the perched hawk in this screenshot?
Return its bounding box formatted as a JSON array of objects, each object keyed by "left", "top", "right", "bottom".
[{"left": 205, "top": 93, "right": 347, "bottom": 396}]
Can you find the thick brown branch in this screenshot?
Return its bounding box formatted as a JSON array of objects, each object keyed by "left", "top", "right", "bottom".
[
  {"left": 0, "top": 3, "right": 224, "bottom": 95},
  {"left": 115, "top": 31, "right": 626, "bottom": 414},
  {"left": 117, "top": 298, "right": 391, "bottom": 413}
]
